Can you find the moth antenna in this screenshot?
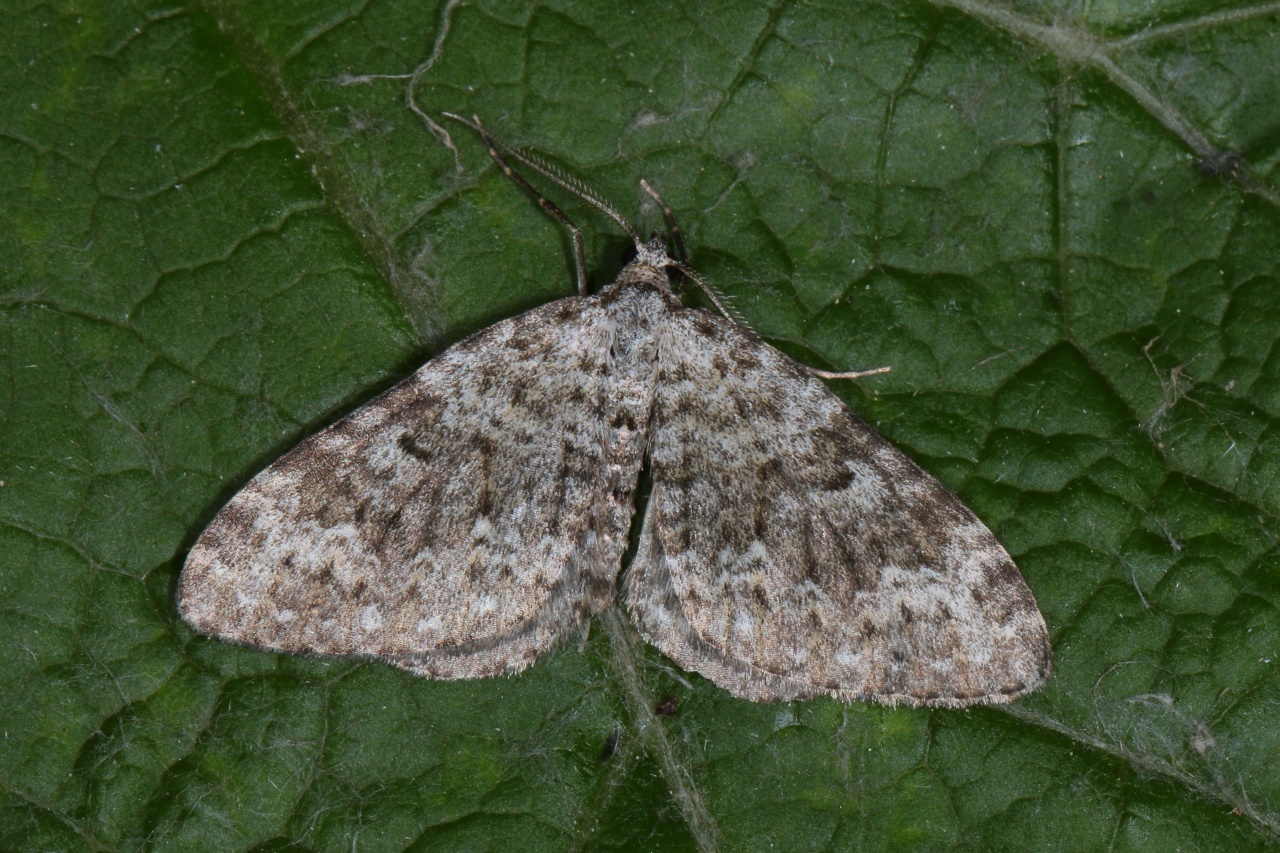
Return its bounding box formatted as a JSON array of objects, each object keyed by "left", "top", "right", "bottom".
[
  {"left": 519, "top": 147, "right": 618, "bottom": 216},
  {"left": 444, "top": 112, "right": 644, "bottom": 249},
  {"left": 668, "top": 260, "right": 749, "bottom": 328},
  {"left": 671, "top": 263, "right": 888, "bottom": 381},
  {"left": 441, "top": 113, "right": 588, "bottom": 294}
]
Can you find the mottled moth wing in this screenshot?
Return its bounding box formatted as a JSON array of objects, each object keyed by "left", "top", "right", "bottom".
[
  {"left": 625, "top": 309, "right": 1051, "bottom": 707},
  {"left": 180, "top": 295, "right": 637, "bottom": 679}
]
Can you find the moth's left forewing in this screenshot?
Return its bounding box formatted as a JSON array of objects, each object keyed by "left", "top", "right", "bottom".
[
  {"left": 627, "top": 307, "right": 1051, "bottom": 707},
  {"left": 179, "top": 295, "right": 627, "bottom": 678}
]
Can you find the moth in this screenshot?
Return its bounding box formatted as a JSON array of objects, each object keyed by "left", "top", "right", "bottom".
[{"left": 179, "top": 115, "right": 1051, "bottom": 707}]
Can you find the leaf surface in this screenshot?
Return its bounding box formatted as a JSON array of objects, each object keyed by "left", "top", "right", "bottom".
[{"left": 2, "top": 1, "right": 1279, "bottom": 850}]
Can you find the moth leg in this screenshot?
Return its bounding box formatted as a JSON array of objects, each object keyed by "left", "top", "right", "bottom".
[{"left": 460, "top": 115, "right": 590, "bottom": 296}]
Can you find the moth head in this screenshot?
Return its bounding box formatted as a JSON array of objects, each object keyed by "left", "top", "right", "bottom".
[{"left": 632, "top": 236, "right": 674, "bottom": 271}]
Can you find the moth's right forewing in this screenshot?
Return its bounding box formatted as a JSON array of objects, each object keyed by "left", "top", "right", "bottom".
[
  {"left": 179, "top": 296, "right": 615, "bottom": 677},
  {"left": 629, "top": 307, "right": 1051, "bottom": 707}
]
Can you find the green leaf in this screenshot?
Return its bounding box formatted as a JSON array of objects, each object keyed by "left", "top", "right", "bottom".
[{"left": 2, "top": 0, "right": 1278, "bottom": 849}]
